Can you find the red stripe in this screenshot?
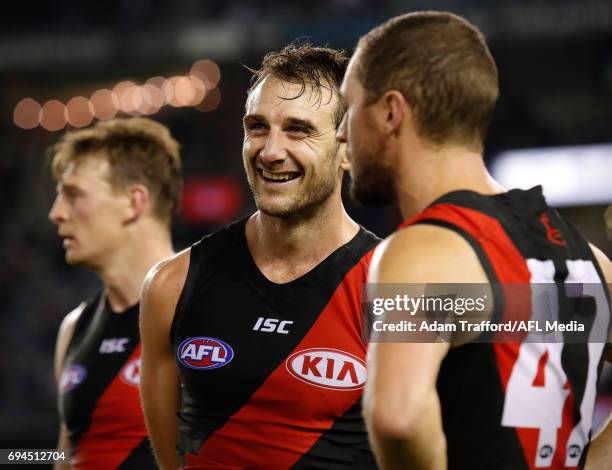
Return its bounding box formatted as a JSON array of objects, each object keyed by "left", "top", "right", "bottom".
[
  {"left": 72, "top": 344, "right": 147, "bottom": 470},
  {"left": 186, "top": 251, "right": 374, "bottom": 470}
]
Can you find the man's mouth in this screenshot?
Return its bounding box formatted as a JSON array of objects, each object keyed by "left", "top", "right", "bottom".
[
  {"left": 60, "top": 234, "right": 75, "bottom": 247},
  {"left": 259, "top": 169, "right": 302, "bottom": 183}
]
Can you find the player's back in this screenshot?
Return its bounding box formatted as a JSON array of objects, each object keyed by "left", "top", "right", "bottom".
[{"left": 401, "top": 186, "right": 611, "bottom": 470}]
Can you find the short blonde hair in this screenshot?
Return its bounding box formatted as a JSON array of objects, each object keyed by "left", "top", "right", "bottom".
[{"left": 50, "top": 117, "right": 182, "bottom": 225}]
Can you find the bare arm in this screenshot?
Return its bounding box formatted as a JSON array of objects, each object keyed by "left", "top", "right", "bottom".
[
  {"left": 585, "top": 244, "right": 612, "bottom": 470},
  {"left": 140, "top": 250, "right": 190, "bottom": 470},
  {"left": 364, "top": 224, "right": 489, "bottom": 470},
  {"left": 53, "top": 303, "right": 85, "bottom": 470}
]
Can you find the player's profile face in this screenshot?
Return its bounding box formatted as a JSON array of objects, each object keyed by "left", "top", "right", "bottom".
[
  {"left": 48, "top": 155, "right": 129, "bottom": 269},
  {"left": 338, "top": 52, "right": 395, "bottom": 206},
  {"left": 242, "top": 76, "right": 342, "bottom": 218}
]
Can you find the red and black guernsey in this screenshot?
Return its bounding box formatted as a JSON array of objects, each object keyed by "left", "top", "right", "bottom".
[
  {"left": 400, "top": 186, "right": 611, "bottom": 470},
  {"left": 59, "top": 292, "right": 156, "bottom": 469},
  {"left": 171, "top": 218, "right": 380, "bottom": 469}
]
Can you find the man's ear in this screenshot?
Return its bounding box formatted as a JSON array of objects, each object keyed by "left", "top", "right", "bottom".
[
  {"left": 338, "top": 143, "right": 351, "bottom": 171},
  {"left": 382, "top": 90, "right": 407, "bottom": 135},
  {"left": 124, "top": 184, "right": 150, "bottom": 224}
]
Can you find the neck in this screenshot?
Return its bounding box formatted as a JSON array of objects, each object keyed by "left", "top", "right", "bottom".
[
  {"left": 95, "top": 221, "right": 174, "bottom": 312},
  {"left": 246, "top": 191, "right": 359, "bottom": 283},
  {"left": 394, "top": 140, "right": 506, "bottom": 220}
]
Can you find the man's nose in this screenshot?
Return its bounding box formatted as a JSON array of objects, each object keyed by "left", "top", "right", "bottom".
[
  {"left": 48, "top": 195, "right": 67, "bottom": 225},
  {"left": 259, "top": 128, "right": 288, "bottom": 165}
]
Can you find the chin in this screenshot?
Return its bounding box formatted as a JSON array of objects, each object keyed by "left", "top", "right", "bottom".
[
  {"left": 350, "top": 174, "right": 396, "bottom": 207},
  {"left": 257, "top": 202, "right": 298, "bottom": 218},
  {"left": 65, "top": 254, "right": 82, "bottom": 266}
]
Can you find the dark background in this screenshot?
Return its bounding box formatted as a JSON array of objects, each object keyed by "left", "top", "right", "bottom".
[{"left": 1, "top": 0, "right": 611, "bottom": 456}]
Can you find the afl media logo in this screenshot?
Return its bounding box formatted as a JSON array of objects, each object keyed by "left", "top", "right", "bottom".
[
  {"left": 178, "top": 336, "right": 234, "bottom": 370},
  {"left": 286, "top": 348, "right": 367, "bottom": 390},
  {"left": 60, "top": 364, "right": 87, "bottom": 393},
  {"left": 120, "top": 358, "right": 141, "bottom": 387}
]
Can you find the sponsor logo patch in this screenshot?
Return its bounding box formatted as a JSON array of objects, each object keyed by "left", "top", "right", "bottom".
[
  {"left": 99, "top": 337, "right": 130, "bottom": 353},
  {"left": 286, "top": 348, "right": 367, "bottom": 390},
  {"left": 60, "top": 364, "right": 87, "bottom": 393},
  {"left": 177, "top": 336, "right": 234, "bottom": 370},
  {"left": 120, "top": 357, "right": 141, "bottom": 387}
]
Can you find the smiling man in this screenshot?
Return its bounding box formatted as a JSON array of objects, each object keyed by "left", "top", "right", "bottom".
[
  {"left": 140, "top": 44, "right": 379, "bottom": 469},
  {"left": 49, "top": 117, "right": 182, "bottom": 469}
]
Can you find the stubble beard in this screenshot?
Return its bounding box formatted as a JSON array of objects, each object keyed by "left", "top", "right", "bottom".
[
  {"left": 349, "top": 140, "right": 396, "bottom": 207},
  {"left": 247, "top": 152, "right": 340, "bottom": 221}
]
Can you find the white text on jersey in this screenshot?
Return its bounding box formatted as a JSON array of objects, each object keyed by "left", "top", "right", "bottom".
[
  {"left": 99, "top": 338, "right": 130, "bottom": 353},
  {"left": 253, "top": 317, "right": 293, "bottom": 334}
]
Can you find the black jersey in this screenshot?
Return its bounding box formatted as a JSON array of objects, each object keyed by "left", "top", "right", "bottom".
[
  {"left": 59, "top": 292, "right": 155, "bottom": 469},
  {"left": 400, "top": 186, "right": 611, "bottom": 470},
  {"left": 172, "top": 218, "right": 380, "bottom": 469}
]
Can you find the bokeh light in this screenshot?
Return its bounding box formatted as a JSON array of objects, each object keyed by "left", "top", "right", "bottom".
[
  {"left": 142, "top": 82, "right": 164, "bottom": 114},
  {"left": 65, "top": 96, "right": 94, "bottom": 128},
  {"left": 191, "top": 59, "right": 221, "bottom": 89},
  {"left": 90, "top": 89, "right": 119, "bottom": 120},
  {"left": 196, "top": 87, "right": 221, "bottom": 112},
  {"left": 15, "top": 63, "right": 220, "bottom": 130},
  {"left": 189, "top": 75, "right": 207, "bottom": 106},
  {"left": 39, "top": 100, "right": 67, "bottom": 132},
  {"left": 180, "top": 176, "right": 243, "bottom": 225},
  {"left": 163, "top": 77, "right": 179, "bottom": 107},
  {"left": 174, "top": 76, "right": 196, "bottom": 106},
  {"left": 13, "top": 98, "right": 41, "bottom": 130}
]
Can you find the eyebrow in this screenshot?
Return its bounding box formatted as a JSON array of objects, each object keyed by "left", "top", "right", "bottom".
[
  {"left": 243, "top": 114, "right": 265, "bottom": 126},
  {"left": 243, "top": 114, "right": 319, "bottom": 133},
  {"left": 284, "top": 117, "right": 317, "bottom": 133}
]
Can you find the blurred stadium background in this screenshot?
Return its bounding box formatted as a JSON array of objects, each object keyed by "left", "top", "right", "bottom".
[{"left": 1, "top": 0, "right": 611, "bottom": 458}]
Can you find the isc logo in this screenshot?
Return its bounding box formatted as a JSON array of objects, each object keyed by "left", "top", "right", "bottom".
[
  {"left": 177, "top": 336, "right": 234, "bottom": 370},
  {"left": 99, "top": 338, "right": 130, "bottom": 354},
  {"left": 286, "top": 348, "right": 367, "bottom": 390},
  {"left": 253, "top": 317, "right": 293, "bottom": 334}
]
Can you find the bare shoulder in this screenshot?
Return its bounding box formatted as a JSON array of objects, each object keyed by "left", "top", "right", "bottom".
[
  {"left": 140, "top": 247, "right": 192, "bottom": 333},
  {"left": 589, "top": 243, "right": 612, "bottom": 283},
  {"left": 142, "top": 248, "right": 191, "bottom": 303},
  {"left": 54, "top": 302, "right": 87, "bottom": 381},
  {"left": 370, "top": 223, "right": 488, "bottom": 284}
]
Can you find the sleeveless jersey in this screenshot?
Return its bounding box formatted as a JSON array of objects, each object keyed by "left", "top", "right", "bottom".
[
  {"left": 172, "top": 218, "right": 380, "bottom": 469},
  {"left": 59, "top": 292, "right": 156, "bottom": 469},
  {"left": 400, "top": 186, "right": 611, "bottom": 470}
]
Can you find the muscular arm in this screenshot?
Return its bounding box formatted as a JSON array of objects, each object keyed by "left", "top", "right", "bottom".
[
  {"left": 53, "top": 303, "right": 85, "bottom": 470},
  {"left": 364, "top": 224, "right": 489, "bottom": 470},
  {"left": 585, "top": 244, "right": 612, "bottom": 470},
  {"left": 140, "top": 250, "right": 190, "bottom": 470}
]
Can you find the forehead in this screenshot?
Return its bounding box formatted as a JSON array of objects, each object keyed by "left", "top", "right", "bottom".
[
  {"left": 59, "top": 154, "right": 111, "bottom": 187},
  {"left": 341, "top": 50, "right": 364, "bottom": 101},
  {"left": 245, "top": 76, "right": 338, "bottom": 127}
]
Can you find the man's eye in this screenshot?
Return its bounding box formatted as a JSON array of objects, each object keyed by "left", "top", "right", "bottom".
[
  {"left": 287, "top": 126, "right": 307, "bottom": 134},
  {"left": 247, "top": 122, "right": 266, "bottom": 131}
]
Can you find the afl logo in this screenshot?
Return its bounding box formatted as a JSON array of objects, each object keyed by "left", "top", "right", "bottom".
[
  {"left": 178, "top": 336, "right": 234, "bottom": 370},
  {"left": 60, "top": 365, "right": 87, "bottom": 393},
  {"left": 286, "top": 348, "right": 367, "bottom": 390},
  {"left": 120, "top": 358, "right": 141, "bottom": 387}
]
